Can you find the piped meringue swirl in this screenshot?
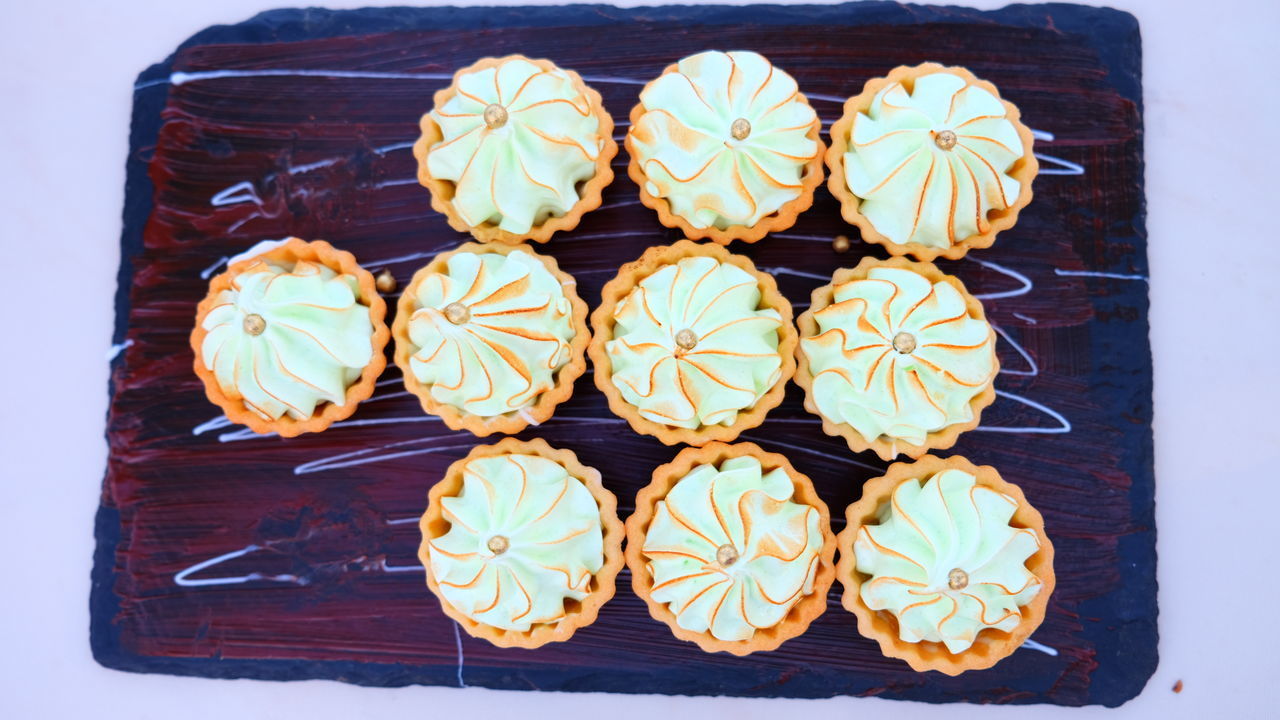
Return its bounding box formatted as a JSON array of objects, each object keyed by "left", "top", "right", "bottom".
[
  {"left": 842, "top": 72, "right": 1027, "bottom": 250},
  {"left": 428, "top": 452, "right": 605, "bottom": 631},
  {"left": 605, "top": 256, "right": 783, "bottom": 429},
  {"left": 199, "top": 257, "right": 374, "bottom": 421},
  {"left": 853, "top": 468, "right": 1043, "bottom": 653},
  {"left": 629, "top": 50, "right": 820, "bottom": 229},
  {"left": 426, "top": 57, "right": 608, "bottom": 234},
  {"left": 405, "top": 250, "right": 575, "bottom": 418},
  {"left": 801, "top": 266, "right": 996, "bottom": 447},
  {"left": 642, "top": 455, "right": 823, "bottom": 641}
]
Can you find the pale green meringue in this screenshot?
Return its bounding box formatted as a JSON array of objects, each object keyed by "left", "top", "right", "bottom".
[
  {"left": 630, "top": 50, "right": 819, "bottom": 229},
  {"left": 643, "top": 455, "right": 823, "bottom": 642},
  {"left": 606, "top": 256, "right": 783, "bottom": 429},
  {"left": 801, "top": 266, "right": 996, "bottom": 448},
  {"left": 406, "top": 250, "right": 575, "bottom": 418},
  {"left": 843, "top": 71, "right": 1026, "bottom": 249},
  {"left": 854, "top": 468, "right": 1042, "bottom": 653},
  {"left": 427, "top": 58, "right": 606, "bottom": 234},
  {"left": 428, "top": 452, "right": 605, "bottom": 631},
  {"left": 200, "top": 258, "right": 374, "bottom": 421}
]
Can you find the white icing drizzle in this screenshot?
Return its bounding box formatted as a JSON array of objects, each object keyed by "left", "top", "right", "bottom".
[
  {"left": 173, "top": 543, "right": 308, "bottom": 588},
  {"left": 965, "top": 256, "right": 1033, "bottom": 300},
  {"left": 991, "top": 323, "right": 1038, "bottom": 377},
  {"left": 211, "top": 181, "right": 261, "bottom": 207},
  {"left": 192, "top": 415, "right": 234, "bottom": 436},
  {"left": 1053, "top": 268, "right": 1149, "bottom": 282},
  {"left": 1034, "top": 153, "right": 1084, "bottom": 176},
  {"left": 105, "top": 339, "right": 134, "bottom": 361},
  {"left": 452, "top": 621, "right": 468, "bottom": 687},
  {"left": 977, "top": 389, "right": 1072, "bottom": 434},
  {"left": 199, "top": 256, "right": 229, "bottom": 279},
  {"left": 1021, "top": 638, "right": 1059, "bottom": 656}
]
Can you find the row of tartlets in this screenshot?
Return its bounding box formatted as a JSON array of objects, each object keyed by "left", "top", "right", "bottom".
[
  {"left": 424, "top": 438, "right": 1052, "bottom": 677},
  {"left": 193, "top": 238, "right": 996, "bottom": 457},
  {"left": 416, "top": 51, "right": 1037, "bottom": 260},
  {"left": 187, "top": 48, "right": 1052, "bottom": 677}
]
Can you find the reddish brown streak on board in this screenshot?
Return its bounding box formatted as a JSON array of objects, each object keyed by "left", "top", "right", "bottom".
[{"left": 99, "top": 6, "right": 1150, "bottom": 706}]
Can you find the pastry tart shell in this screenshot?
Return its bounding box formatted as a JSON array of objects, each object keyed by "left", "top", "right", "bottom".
[
  {"left": 588, "top": 239, "right": 797, "bottom": 446},
  {"left": 625, "top": 61, "right": 826, "bottom": 245},
  {"left": 413, "top": 55, "right": 618, "bottom": 244},
  {"left": 392, "top": 241, "right": 590, "bottom": 436},
  {"left": 793, "top": 255, "right": 998, "bottom": 460},
  {"left": 825, "top": 62, "right": 1038, "bottom": 261},
  {"left": 418, "top": 437, "right": 625, "bottom": 648},
  {"left": 625, "top": 441, "right": 837, "bottom": 655},
  {"left": 189, "top": 237, "right": 390, "bottom": 437},
  {"left": 835, "top": 454, "right": 1055, "bottom": 675}
]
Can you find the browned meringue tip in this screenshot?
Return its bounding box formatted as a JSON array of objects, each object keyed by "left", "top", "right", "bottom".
[
  {"left": 391, "top": 241, "right": 590, "bottom": 437},
  {"left": 418, "top": 437, "right": 625, "bottom": 649},
  {"left": 189, "top": 237, "right": 389, "bottom": 437},
  {"left": 625, "top": 441, "right": 837, "bottom": 655},
  {"left": 792, "top": 255, "right": 999, "bottom": 461},
  {"left": 835, "top": 454, "right": 1055, "bottom": 675},
  {"left": 588, "top": 239, "right": 797, "bottom": 446},
  {"left": 625, "top": 59, "right": 826, "bottom": 245},
  {"left": 825, "top": 62, "right": 1038, "bottom": 261},
  {"left": 413, "top": 55, "right": 618, "bottom": 245}
]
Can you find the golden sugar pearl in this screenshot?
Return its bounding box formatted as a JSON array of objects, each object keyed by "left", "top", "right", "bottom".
[
  {"left": 674, "top": 328, "right": 699, "bottom": 350},
  {"left": 934, "top": 129, "right": 958, "bottom": 151},
  {"left": 242, "top": 313, "right": 267, "bottom": 336},
  {"left": 892, "top": 331, "right": 917, "bottom": 354},
  {"left": 947, "top": 568, "right": 969, "bottom": 590},
  {"left": 375, "top": 269, "right": 397, "bottom": 294},
  {"left": 832, "top": 235, "right": 851, "bottom": 253},
  {"left": 730, "top": 117, "right": 752, "bottom": 140},
  {"left": 443, "top": 302, "right": 471, "bottom": 325},
  {"left": 487, "top": 535, "right": 510, "bottom": 555},
  {"left": 716, "top": 544, "right": 739, "bottom": 567},
  {"left": 483, "top": 103, "right": 509, "bottom": 129}
]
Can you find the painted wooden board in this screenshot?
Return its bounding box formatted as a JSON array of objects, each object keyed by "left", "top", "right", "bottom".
[{"left": 93, "top": 2, "right": 1155, "bottom": 706}]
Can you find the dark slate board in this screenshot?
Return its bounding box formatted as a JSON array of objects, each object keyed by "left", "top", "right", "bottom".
[{"left": 93, "top": 2, "right": 1155, "bottom": 706}]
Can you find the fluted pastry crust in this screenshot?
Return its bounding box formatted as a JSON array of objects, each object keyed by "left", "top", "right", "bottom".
[
  {"left": 626, "top": 442, "right": 836, "bottom": 655},
  {"left": 835, "top": 455, "right": 1055, "bottom": 675},
  {"left": 419, "top": 438, "right": 624, "bottom": 648},
  {"left": 414, "top": 55, "right": 618, "bottom": 244},
  {"left": 826, "top": 63, "right": 1037, "bottom": 260},
  {"left": 588, "top": 240, "right": 796, "bottom": 446},
  {"left": 393, "top": 242, "right": 589, "bottom": 436},
  {"left": 794, "top": 255, "right": 998, "bottom": 460},
  {"left": 626, "top": 51, "right": 825, "bottom": 245},
  {"left": 190, "top": 238, "right": 389, "bottom": 437}
]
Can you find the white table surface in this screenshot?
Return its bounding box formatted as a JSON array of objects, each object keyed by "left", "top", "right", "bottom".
[{"left": 1, "top": 0, "right": 1276, "bottom": 716}]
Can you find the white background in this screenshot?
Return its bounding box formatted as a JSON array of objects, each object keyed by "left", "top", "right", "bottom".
[{"left": 1, "top": 0, "right": 1277, "bottom": 717}]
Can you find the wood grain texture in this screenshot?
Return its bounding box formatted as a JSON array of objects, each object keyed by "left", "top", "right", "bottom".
[{"left": 93, "top": 2, "right": 1154, "bottom": 706}]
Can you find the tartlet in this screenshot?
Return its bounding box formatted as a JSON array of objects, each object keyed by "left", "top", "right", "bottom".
[
  {"left": 626, "top": 50, "right": 825, "bottom": 244},
  {"left": 419, "top": 438, "right": 624, "bottom": 648},
  {"left": 190, "top": 237, "right": 389, "bottom": 437},
  {"left": 588, "top": 240, "right": 796, "bottom": 446},
  {"left": 626, "top": 441, "right": 836, "bottom": 655},
  {"left": 826, "top": 62, "right": 1038, "bottom": 260},
  {"left": 413, "top": 55, "right": 618, "bottom": 244},
  {"left": 836, "top": 455, "right": 1055, "bottom": 675},
  {"left": 794, "top": 255, "right": 998, "bottom": 460},
  {"left": 392, "top": 242, "right": 589, "bottom": 436}
]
